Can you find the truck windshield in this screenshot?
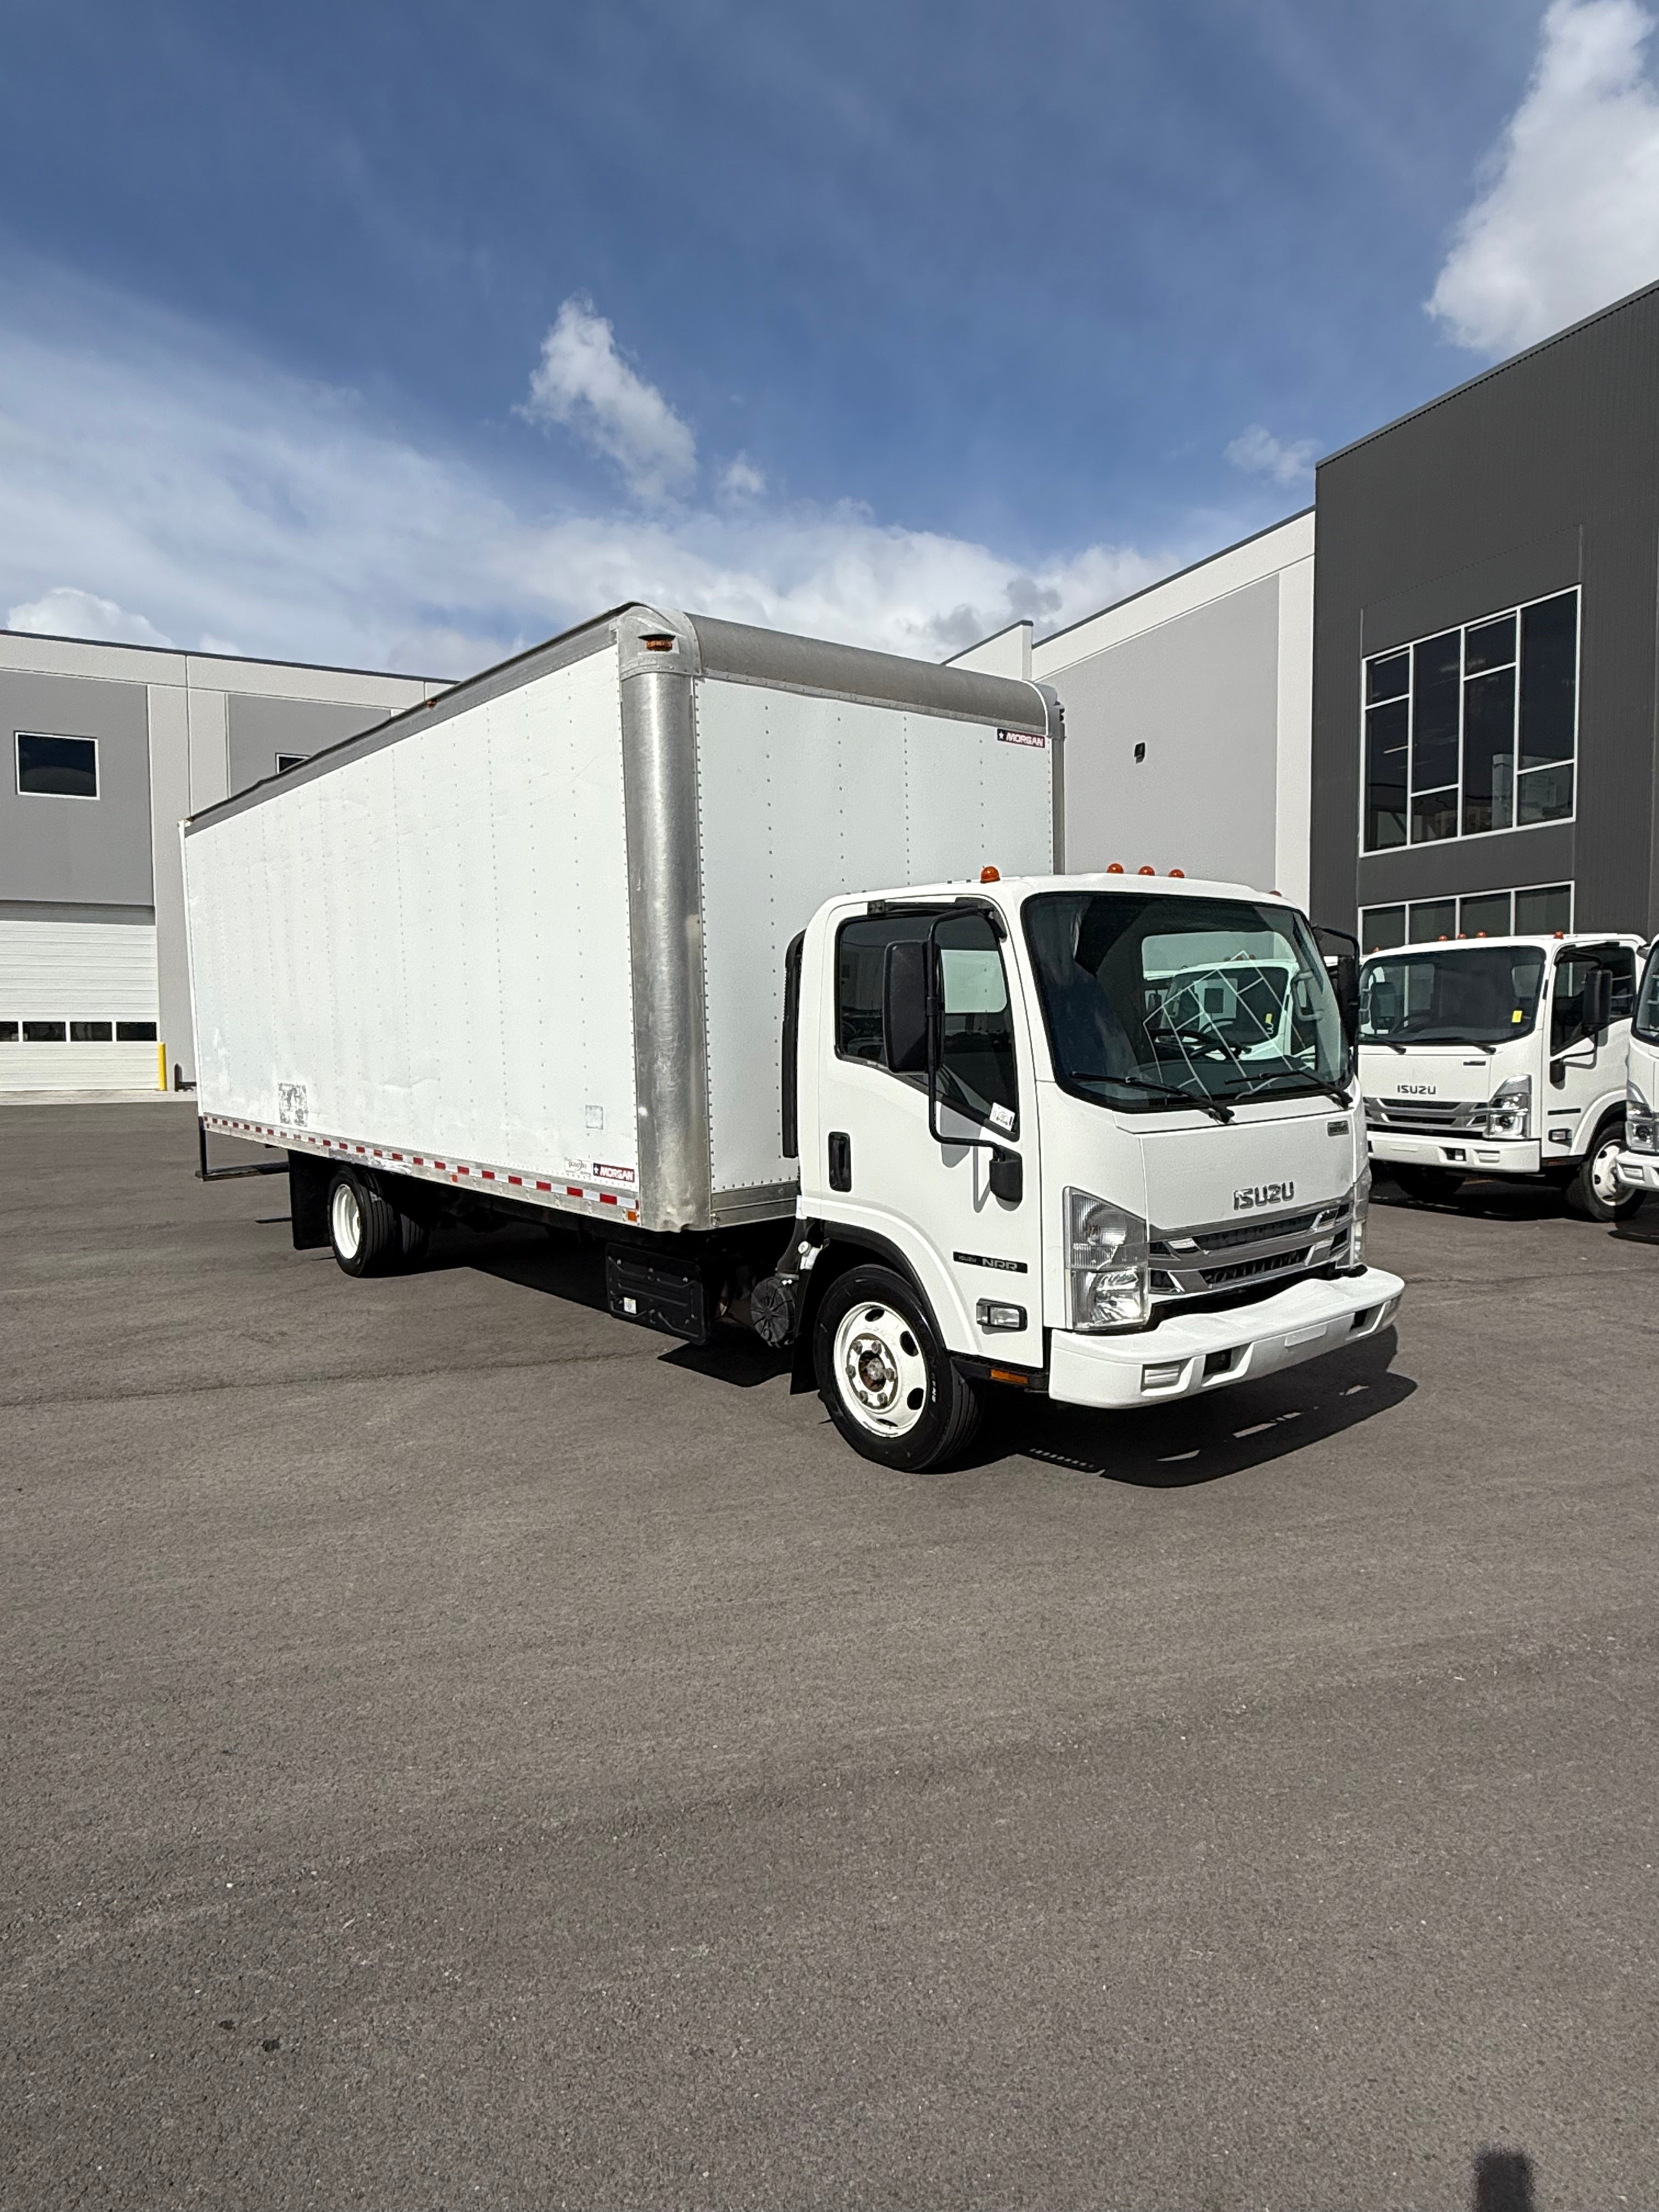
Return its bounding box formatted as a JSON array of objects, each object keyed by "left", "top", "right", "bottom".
[
  {"left": 1023, "top": 891, "right": 1346, "bottom": 1114},
  {"left": 1359, "top": 946, "right": 1545, "bottom": 1045},
  {"left": 1635, "top": 945, "right": 1659, "bottom": 1046}
]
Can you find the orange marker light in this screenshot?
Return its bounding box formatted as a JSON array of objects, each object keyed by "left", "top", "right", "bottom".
[
  {"left": 1138, "top": 865, "right": 1156, "bottom": 876},
  {"left": 1169, "top": 868, "right": 1184, "bottom": 878},
  {"left": 1107, "top": 862, "right": 1125, "bottom": 874},
  {"left": 980, "top": 865, "right": 1000, "bottom": 882}
]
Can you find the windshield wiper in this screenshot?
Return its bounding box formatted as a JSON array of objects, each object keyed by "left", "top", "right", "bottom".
[
  {"left": 1238, "top": 1071, "right": 1352, "bottom": 1109},
  {"left": 1094, "top": 1073, "right": 1234, "bottom": 1124}
]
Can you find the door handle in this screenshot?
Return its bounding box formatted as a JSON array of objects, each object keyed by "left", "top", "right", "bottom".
[{"left": 828, "top": 1131, "right": 852, "bottom": 1192}]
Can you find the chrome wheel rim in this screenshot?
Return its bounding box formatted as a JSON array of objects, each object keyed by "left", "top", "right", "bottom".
[
  {"left": 330, "top": 1181, "right": 363, "bottom": 1260},
  {"left": 832, "top": 1302, "right": 929, "bottom": 1437}
]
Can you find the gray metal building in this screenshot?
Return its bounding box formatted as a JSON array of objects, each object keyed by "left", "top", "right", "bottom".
[
  {"left": 1310, "top": 279, "right": 1659, "bottom": 953},
  {"left": 0, "top": 631, "right": 446, "bottom": 1092}
]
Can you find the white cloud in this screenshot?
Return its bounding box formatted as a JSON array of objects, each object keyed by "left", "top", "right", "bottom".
[
  {"left": 1429, "top": 0, "right": 1659, "bottom": 355},
  {"left": 719, "top": 454, "right": 767, "bottom": 502},
  {"left": 521, "top": 295, "right": 698, "bottom": 501},
  {"left": 6, "top": 584, "right": 174, "bottom": 648},
  {"left": 1224, "top": 424, "right": 1319, "bottom": 488},
  {"left": 0, "top": 264, "right": 1206, "bottom": 677}
]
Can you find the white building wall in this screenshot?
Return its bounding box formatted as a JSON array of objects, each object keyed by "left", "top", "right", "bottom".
[{"left": 1013, "top": 512, "right": 1316, "bottom": 907}]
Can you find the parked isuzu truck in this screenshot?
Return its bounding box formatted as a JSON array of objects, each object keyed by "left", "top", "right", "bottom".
[
  {"left": 1616, "top": 939, "right": 1659, "bottom": 1202},
  {"left": 183, "top": 605, "right": 1403, "bottom": 1471},
  {"left": 1358, "top": 932, "right": 1647, "bottom": 1220}
]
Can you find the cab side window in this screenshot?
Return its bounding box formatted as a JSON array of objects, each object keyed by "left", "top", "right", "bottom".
[
  {"left": 834, "top": 909, "right": 1019, "bottom": 1135},
  {"left": 1551, "top": 956, "right": 1593, "bottom": 1054},
  {"left": 1607, "top": 947, "right": 1636, "bottom": 1022}
]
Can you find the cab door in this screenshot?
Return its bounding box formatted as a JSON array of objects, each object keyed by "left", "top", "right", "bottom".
[
  {"left": 812, "top": 904, "right": 1045, "bottom": 1369},
  {"left": 1547, "top": 944, "right": 1634, "bottom": 1146}
]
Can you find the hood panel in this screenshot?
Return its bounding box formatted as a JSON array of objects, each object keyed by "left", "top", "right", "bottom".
[
  {"left": 1358, "top": 1045, "right": 1501, "bottom": 1106},
  {"left": 1139, "top": 1109, "right": 1355, "bottom": 1233}
]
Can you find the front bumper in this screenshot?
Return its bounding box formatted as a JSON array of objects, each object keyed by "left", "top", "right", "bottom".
[
  {"left": 1048, "top": 1266, "right": 1405, "bottom": 1410},
  {"left": 1368, "top": 1131, "right": 1541, "bottom": 1176},
  {"left": 1615, "top": 1149, "right": 1659, "bottom": 1193}
]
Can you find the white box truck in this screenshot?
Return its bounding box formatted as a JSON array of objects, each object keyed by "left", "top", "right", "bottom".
[
  {"left": 184, "top": 603, "right": 1403, "bottom": 1471},
  {"left": 1617, "top": 939, "right": 1659, "bottom": 1200},
  {"left": 1358, "top": 930, "right": 1647, "bottom": 1220}
]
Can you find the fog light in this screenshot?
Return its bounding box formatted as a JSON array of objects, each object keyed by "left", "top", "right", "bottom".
[
  {"left": 976, "top": 1299, "right": 1026, "bottom": 1332},
  {"left": 1142, "top": 1359, "right": 1184, "bottom": 1390}
]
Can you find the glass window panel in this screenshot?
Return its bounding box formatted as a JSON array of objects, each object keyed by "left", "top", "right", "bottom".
[
  {"left": 0, "top": 1020, "right": 18, "bottom": 1042},
  {"left": 1365, "top": 652, "right": 1408, "bottom": 704},
  {"left": 1551, "top": 954, "right": 1598, "bottom": 1054},
  {"left": 1517, "top": 762, "right": 1573, "bottom": 824},
  {"left": 1464, "top": 613, "right": 1516, "bottom": 673},
  {"left": 22, "top": 1020, "right": 67, "bottom": 1041},
  {"left": 69, "top": 1020, "right": 113, "bottom": 1042},
  {"left": 1514, "top": 883, "right": 1572, "bottom": 935},
  {"left": 1458, "top": 891, "right": 1513, "bottom": 938},
  {"left": 1519, "top": 592, "right": 1577, "bottom": 768},
  {"left": 1410, "top": 785, "right": 1459, "bottom": 843},
  {"left": 935, "top": 909, "right": 1018, "bottom": 1133},
  {"left": 16, "top": 733, "right": 98, "bottom": 798},
  {"left": 115, "top": 1020, "right": 157, "bottom": 1042},
  {"left": 1363, "top": 699, "right": 1408, "bottom": 850},
  {"left": 1408, "top": 899, "right": 1457, "bottom": 943},
  {"left": 1411, "top": 631, "right": 1461, "bottom": 792},
  {"left": 1605, "top": 947, "right": 1637, "bottom": 1022},
  {"left": 1460, "top": 665, "right": 1515, "bottom": 836},
  {"left": 837, "top": 913, "right": 928, "bottom": 1063},
  {"left": 1360, "top": 905, "right": 1406, "bottom": 955}
]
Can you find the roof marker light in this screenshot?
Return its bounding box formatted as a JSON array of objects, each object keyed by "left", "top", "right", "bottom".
[
  {"left": 1107, "top": 862, "right": 1125, "bottom": 874},
  {"left": 641, "top": 633, "right": 676, "bottom": 652},
  {"left": 1138, "top": 865, "right": 1156, "bottom": 876},
  {"left": 980, "top": 865, "right": 1000, "bottom": 882},
  {"left": 1169, "top": 868, "right": 1184, "bottom": 878}
]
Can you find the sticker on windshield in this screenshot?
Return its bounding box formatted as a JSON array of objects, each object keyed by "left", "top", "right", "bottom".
[{"left": 988, "top": 1102, "right": 1015, "bottom": 1132}]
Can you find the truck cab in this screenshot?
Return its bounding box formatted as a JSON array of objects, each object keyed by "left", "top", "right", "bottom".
[
  {"left": 1617, "top": 940, "right": 1659, "bottom": 1203},
  {"left": 1357, "top": 932, "right": 1646, "bottom": 1220},
  {"left": 780, "top": 870, "right": 1403, "bottom": 1469}
]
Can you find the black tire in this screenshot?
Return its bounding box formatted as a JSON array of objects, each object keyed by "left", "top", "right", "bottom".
[
  {"left": 813, "top": 1264, "right": 983, "bottom": 1472},
  {"left": 1562, "top": 1120, "right": 1641, "bottom": 1222},
  {"left": 326, "top": 1168, "right": 398, "bottom": 1276},
  {"left": 394, "top": 1210, "right": 432, "bottom": 1268},
  {"left": 1390, "top": 1165, "right": 1465, "bottom": 1205}
]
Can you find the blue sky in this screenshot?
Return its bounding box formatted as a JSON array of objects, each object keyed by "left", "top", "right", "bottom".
[{"left": 1, "top": 0, "right": 1656, "bottom": 670}]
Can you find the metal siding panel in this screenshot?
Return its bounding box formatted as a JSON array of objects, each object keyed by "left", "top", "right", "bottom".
[
  {"left": 1313, "top": 283, "right": 1659, "bottom": 935},
  {"left": 695, "top": 680, "right": 1053, "bottom": 1196},
  {"left": 0, "top": 669, "right": 154, "bottom": 907}
]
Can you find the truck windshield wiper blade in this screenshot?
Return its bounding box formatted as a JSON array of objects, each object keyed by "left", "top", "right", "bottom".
[
  {"left": 1238, "top": 1072, "right": 1351, "bottom": 1108},
  {"left": 1096, "top": 1073, "right": 1234, "bottom": 1124}
]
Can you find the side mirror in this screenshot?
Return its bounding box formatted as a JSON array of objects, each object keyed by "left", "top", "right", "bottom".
[
  {"left": 882, "top": 940, "right": 930, "bottom": 1073},
  {"left": 1584, "top": 967, "right": 1613, "bottom": 1036},
  {"left": 1328, "top": 953, "right": 1359, "bottom": 1042},
  {"left": 988, "top": 1147, "right": 1023, "bottom": 1205}
]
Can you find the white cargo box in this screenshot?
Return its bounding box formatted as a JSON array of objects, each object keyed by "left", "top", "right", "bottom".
[{"left": 184, "top": 605, "right": 1062, "bottom": 1234}]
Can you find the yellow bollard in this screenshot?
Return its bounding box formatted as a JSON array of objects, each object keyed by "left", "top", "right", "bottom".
[{"left": 159, "top": 1040, "right": 167, "bottom": 1092}]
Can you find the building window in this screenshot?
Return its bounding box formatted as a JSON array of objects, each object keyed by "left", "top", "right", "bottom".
[
  {"left": 275, "top": 753, "right": 309, "bottom": 774},
  {"left": 70, "top": 1020, "right": 114, "bottom": 1042},
  {"left": 1360, "top": 881, "right": 1573, "bottom": 952},
  {"left": 3, "top": 1017, "right": 157, "bottom": 1043},
  {"left": 116, "top": 1020, "right": 157, "bottom": 1041},
  {"left": 21, "top": 1020, "right": 68, "bottom": 1041},
  {"left": 1362, "top": 589, "right": 1577, "bottom": 853},
  {"left": 16, "top": 732, "right": 99, "bottom": 799}
]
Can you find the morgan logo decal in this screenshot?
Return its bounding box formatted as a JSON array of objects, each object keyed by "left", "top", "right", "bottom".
[
  {"left": 996, "top": 727, "right": 1047, "bottom": 749},
  {"left": 592, "top": 1161, "right": 637, "bottom": 1185},
  {"left": 1234, "top": 1181, "right": 1295, "bottom": 1210}
]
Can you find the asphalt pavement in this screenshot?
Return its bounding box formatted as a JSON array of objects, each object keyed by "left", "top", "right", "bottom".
[{"left": 3, "top": 1104, "right": 1656, "bottom": 2209}]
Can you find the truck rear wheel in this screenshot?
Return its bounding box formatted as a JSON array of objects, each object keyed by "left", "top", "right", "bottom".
[
  {"left": 328, "top": 1169, "right": 398, "bottom": 1276},
  {"left": 1563, "top": 1122, "right": 1641, "bottom": 1222},
  {"left": 814, "top": 1265, "right": 983, "bottom": 1472},
  {"left": 1390, "top": 1165, "right": 1464, "bottom": 1205}
]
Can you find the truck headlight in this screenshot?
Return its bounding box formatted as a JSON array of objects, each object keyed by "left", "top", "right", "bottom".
[
  {"left": 1628, "top": 1105, "right": 1657, "bottom": 1152},
  {"left": 1485, "top": 1075, "right": 1531, "bottom": 1139},
  {"left": 1064, "top": 1188, "right": 1150, "bottom": 1332}
]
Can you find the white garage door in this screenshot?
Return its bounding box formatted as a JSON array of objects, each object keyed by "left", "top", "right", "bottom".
[{"left": 0, "top": 918, "right": 162, "bottom": 1091}]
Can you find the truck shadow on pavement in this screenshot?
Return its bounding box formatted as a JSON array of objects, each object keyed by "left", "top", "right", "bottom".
[{"left": 1006, "top": 1329, "right": 1415, "bottom": 1489}]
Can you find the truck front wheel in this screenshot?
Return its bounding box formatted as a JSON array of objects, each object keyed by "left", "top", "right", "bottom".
[
  {"left": 1563, "top": 1122, "right": 1642, "bottom": 1222},
  {"left": 814, "top": 1265, "right": 983, "bottom": 1472}
]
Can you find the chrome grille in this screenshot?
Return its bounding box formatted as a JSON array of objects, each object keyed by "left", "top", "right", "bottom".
[
  {"left": 1148, "top": 1200, "right": 1351, "bottom": 1301},
  {"left": 1364, "top": 1094, "right": 1485, "bottom": 1134}
]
